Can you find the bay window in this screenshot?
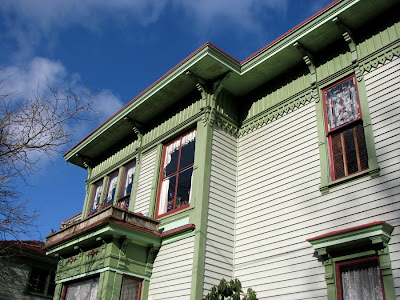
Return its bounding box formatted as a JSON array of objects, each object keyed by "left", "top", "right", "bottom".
[
  {"left": 323, "top": 75, "right": 368, "bottom": 180},
  {"left": 156, "top": 129, "right": 196, "bottom": 217},
  {"left": 63, "top": 277, "right": 99, "bottom": 300}
]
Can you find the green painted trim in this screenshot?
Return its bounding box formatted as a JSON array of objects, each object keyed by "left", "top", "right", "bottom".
[
  {"left": 140, "top": 279, "right": 150, "bottom": 300},
  {"left": 190, "top": 119, "right": 213, "bottom": 300},
  {"left": 315, "top": 70, "right": 380, "bottom": 193},
  {"left": 161, "top": 231, "right": 195, "bottom": 246},
  {"left": 53, "top": 283, "right": 63, "bottom": 300},
  {"left": 129, "top": 151, "right": 141, "bottom": 211},
  {"left": 147, "top": 143, "right": 163, "bottom": 219},
  {"left": 159, "top": 216, "right": 190, "bottom": 232}
]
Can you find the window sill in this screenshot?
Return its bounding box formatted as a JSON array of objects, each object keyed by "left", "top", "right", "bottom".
[
  {"left": 320, "top": 167, "right": 380, "bottom": 195},
  {"left": 156, "top": 204, "right": 192, "bottom": 220}
]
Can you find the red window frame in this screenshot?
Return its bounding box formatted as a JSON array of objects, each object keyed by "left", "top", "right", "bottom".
[
  {"left": 103, "top": 170, "right": 119, "bottom": 207},
  {"left": 89, "top": 179, "right": 103, "bottom": 215},
  {"left": 155, "top": 129, "right": 196, "bottom": 218},
  {"left": 322, "top": 75, "right": 368, "bottom": 180},
  {"left": 117, "top": 160, "right": 136, "bottom": 209},
  {"left": 336, "top": 256, "right": 386, "bottom": 300},
  {"left": 119, "top": 276, "right": 142, "bottom": 300}
]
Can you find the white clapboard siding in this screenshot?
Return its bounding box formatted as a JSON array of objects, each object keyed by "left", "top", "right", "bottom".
[
  {"left": 148, "top": 235, "right": 195, "bottom": 300},
  {"left": 203, "top": 127, "right": 237, "bottom": 295},
  {"left": 134, "top": 148, "right": 157, "bottom": 215}
]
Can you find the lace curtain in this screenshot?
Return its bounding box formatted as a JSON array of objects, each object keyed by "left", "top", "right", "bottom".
[
  {"left": 341, "top": 264, "right": 384, "bottom": 300},
  {"left": 64, "top": 277, "right": 99, "bottom": 300},
  {"left": 158, "top": 130, "right": 196, "bottom": 214},
  {"left": 120, "top": 278, "right": 140, "bottom": 300}
]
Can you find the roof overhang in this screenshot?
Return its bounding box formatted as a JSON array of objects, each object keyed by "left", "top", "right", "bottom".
[{"left": 65, "top": 0, "right": 400, "bottom": 168}]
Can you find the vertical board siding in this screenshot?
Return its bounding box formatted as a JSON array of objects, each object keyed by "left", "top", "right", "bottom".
[
  {"left": 134, "top": 148, "right": 157, "bottom": 215},
  {"left": 148, "top": 235, "right": 195, "bottom": 300},
  {"left": 203, "top": 127, "right": 237, "bottom": 295}
]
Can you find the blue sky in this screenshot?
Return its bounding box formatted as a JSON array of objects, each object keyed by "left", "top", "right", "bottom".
[{"left": 0, "top": 0, "right": 332, "bottom": 240}]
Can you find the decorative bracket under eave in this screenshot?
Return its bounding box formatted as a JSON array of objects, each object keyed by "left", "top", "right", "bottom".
[
  {"left": 124, "top": 116, "right": 143, "bottom": 148},
  {"left": 293, "top": 41, "right": 320, "bottom": 103},
  {"left": 332, "top": 17, "right": 362, "bottom": 82},
  {"left": 186, "top": 70, "right": 231, "bottom": 127}
]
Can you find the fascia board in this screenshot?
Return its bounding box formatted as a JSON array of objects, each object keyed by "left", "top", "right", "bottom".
[
  {"left": 241, "top": 0, "right": 359, "bottom": 74},
  {"left": 65, "top": 45, "right": 240, "bottom": 162}
]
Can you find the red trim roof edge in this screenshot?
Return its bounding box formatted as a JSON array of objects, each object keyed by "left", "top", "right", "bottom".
[{"left": 307, "top": 221, "right": 391, "bottom": 242}]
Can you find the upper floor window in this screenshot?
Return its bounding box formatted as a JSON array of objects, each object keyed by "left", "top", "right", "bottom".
[
  {"left": 104, "top": 171, "right": 119, "bottom": 206},
  {"left": 118, "top": 161, "right": 136, "bottom": 209},
  {"left": 323, "top": 76, "right": 368, "bottom": 180},
  {"left": 89, "top": 180, "right": 103, "bottom": 215},
  {"left": 156, "top": 129, "right": 196, "bottom": 217}
]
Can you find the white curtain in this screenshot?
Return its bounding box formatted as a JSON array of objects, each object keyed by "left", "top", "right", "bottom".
[
  {"left": 341, "top": 265, "right": 384, "bottom": 300},
  {"left": 120, "top": 278, "right": 140, "bottom": 300},
  {"left": 158, "top": 130, "right": 196, "bottom": 215},
  {"left": 65, "top": 277, "right": 99, "bottom": 300},
  {"left": 122, "top": 164, "right": 136, "bottom": 196}
]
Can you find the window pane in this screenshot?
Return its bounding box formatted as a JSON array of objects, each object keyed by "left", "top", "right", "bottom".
[
  {"left": 166, "top": 175, "right": 177, "bottom": 212},
  {"left": 120, "top": 278, "right": 140, "bottom": 300},
  {"left": 340, "top": 260, "right": 384, "bottom": 300},
  {"left": 175, "top": 168, "right": 193, "bottom": 209},
  {"left": 324, "top": 76, "right": 361, "bottom": 132},
  {"left": 344, "top": 127, "right": 358, "bottom": 175},
  {"left": 164, "top": 145, "right": 179, "bottom": 177},
  {"left": 27, "top": 268, "right": 47, "bottom": 294},
  {"left": 65, "top": 277, "right": 99, "bottom": 300},
  {"left": 180, "top": 138, "right": 195, "bottom": 169},
  {"left": 355, "top": 124, "right": 368, "bottom": 171},
  {"left": 104, "top": 172, "right": 119, "bottom": 205},
  {"left": 90, "top": 181, "right": 103, "bottom": 214},
  {"left": 121, "top": 163, "right": 135, "bottom": 198},
  {"left": 331, "top": 133, "right": 345, "bottom": 179}
]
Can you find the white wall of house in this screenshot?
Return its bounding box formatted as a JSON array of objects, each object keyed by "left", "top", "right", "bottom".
[
  {"left": 364, "top": 58, "right": 400, "bottom": 298},
  {"left": 148, "top": 235, "right": 195, "bottom": 300},
  {"left": 134, "top": 148, "right": 157, "bottom": 216},
  {"left": 203, "top": 127, "right": 237, "bottom": 295}
]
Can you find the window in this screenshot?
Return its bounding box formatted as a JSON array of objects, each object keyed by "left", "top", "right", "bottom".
[
  {"left": 63, "top": 277, "right": 99, "bottom": 300},
  {"left": 156, "top": 129, "right": 196, "bottom": 217},
  {"left": 336, "top": 257, "right": 385, "bottom": 300},
  {"left": 323, "top": 75, "right": 368, "bottom": 180},
  {"left": 118, "top": 161, "right": 136, "bottom": 209},
  {"left": 89, "top": 180, "right": 103, "bottom": 214},
  {"left": 104, "top": 171, "right": 119, "bottom": 206},
  {"left": 27, "top": 267, "right": 55, "bottom": 297},
  {"left": 308, "top": 221, "right": 396, "bottom": 300},
  {"left": 120, "top": 276, "right": 142, "bottom": 300}
]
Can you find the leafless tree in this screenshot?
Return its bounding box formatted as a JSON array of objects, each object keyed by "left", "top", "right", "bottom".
[{"left": 0, "top": 75, "right": 94, "bottom": 242}]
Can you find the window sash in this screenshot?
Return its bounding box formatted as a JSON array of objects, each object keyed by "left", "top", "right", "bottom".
[
  {"left": 89, "top": 180, "right": 103, "bottom": 214},
  {"left": 336, "top": 257, "right": 385, "bottom": 300},
  {"left": 157, "top": 129, "right": 196, "bottom": 216},
  {"left": 104, "top": 171, "right": 119, "bottom": 206}
]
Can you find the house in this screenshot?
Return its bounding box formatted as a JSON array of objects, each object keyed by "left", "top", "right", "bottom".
[
  {"left": 44, "top": 0, "right": 400, "bottom": 299},
  {"left": 0, "top": 241, "right": 57, "bottom": 299}
]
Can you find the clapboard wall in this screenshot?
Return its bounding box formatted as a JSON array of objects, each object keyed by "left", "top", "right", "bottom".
[
  {"left": 134, "top": 148, "right": 157, "bottom": 216},
  {"left": 364, "top": 58, "right": 400, "bottom": 298},
  {"left": 148, "top": 235, "right": 195, "bottom": 300},
  {"left": 203, "top": 127, "right": 237, "bottom": 295},
  {"left": 232, "top": 58, "right": 400, "bottom": 299}
]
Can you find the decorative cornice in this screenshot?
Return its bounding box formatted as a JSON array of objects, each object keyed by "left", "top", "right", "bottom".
[
  {"left": 238, "top": 90, "right": 314, "bottom": 137},
  {"left": 215, "top": 113, "right": 240, "bottom": 137},
  {"left": 359, "top": 42, "right": 400, "bottom": 74}
]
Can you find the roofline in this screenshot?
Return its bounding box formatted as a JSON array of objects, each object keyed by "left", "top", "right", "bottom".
[
  {"left": 240, "top": 0, "right": 342, "bottom": 64},
  {"left": 65, "top": 0, "right": 346, "bottom": 160},
  {"left": 64, "top": 42, "right": 239, "bottom": 158}
]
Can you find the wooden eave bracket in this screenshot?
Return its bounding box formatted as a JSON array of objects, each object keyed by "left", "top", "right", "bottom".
[
  {"left": 293, "top": 41, "right": 320, "bottom": 103},
  {"left": 186, "top": 70, "right": 231, "bottom": 127},
  {"left": 332, "top": 17, "right": 362, "bottom": 82}
]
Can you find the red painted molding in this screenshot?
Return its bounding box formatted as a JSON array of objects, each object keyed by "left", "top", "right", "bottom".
[
  {"left": 160, "top": 224, "right": 196, "bottom": 239},
  {"left": 307, "top": 221, "right": 389, "bottom": 241}
]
